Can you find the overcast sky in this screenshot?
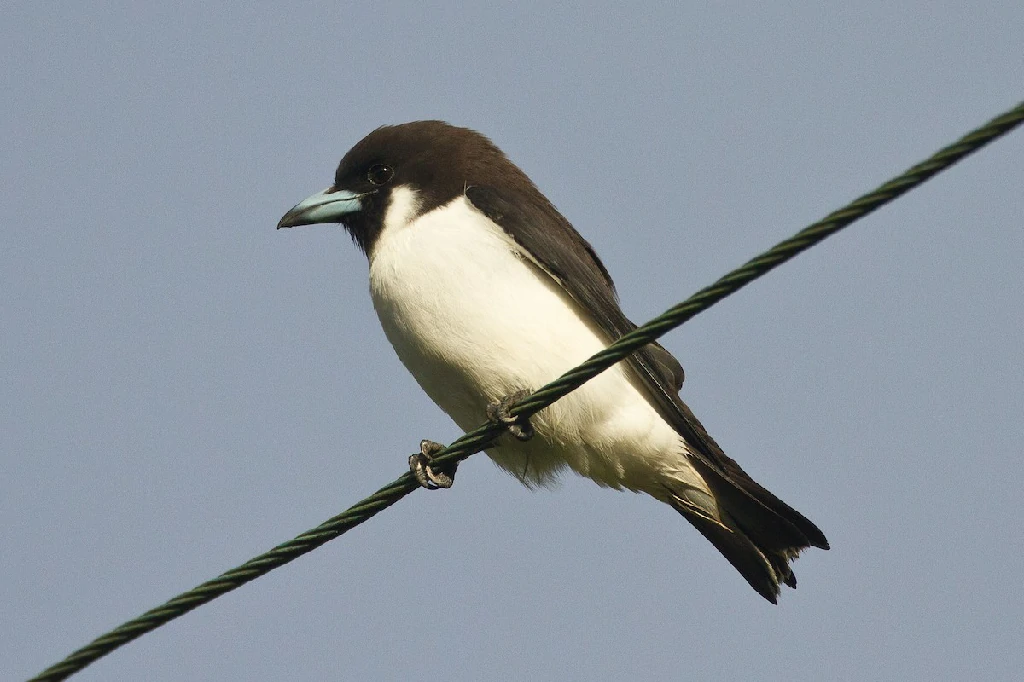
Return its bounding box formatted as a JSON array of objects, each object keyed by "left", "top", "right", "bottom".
[{"left": 3, "top": 2, "right": 1023, "bottom": 680}]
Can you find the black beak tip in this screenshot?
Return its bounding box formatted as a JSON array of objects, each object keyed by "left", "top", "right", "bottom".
[{"left": 276, "top": 212, "right": 302, "bottom": 230}]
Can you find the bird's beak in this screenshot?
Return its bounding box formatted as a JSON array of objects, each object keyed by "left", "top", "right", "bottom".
[{"left": 276, "top": 187, "right": 365, "bottom": 229}]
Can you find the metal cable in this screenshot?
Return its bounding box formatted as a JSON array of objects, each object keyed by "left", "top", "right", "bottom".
[{"left": 29, "top": 100, "right": 1024, "bottom": 682}]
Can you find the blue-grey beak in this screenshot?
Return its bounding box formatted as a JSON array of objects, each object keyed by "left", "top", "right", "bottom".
[{"left": 276, "top": 187, "right": 365, "bottom": 229}]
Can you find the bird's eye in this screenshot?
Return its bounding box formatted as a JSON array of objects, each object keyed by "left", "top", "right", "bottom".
[{"left": 366, "top": 164, "right": 394, "bottom": 186}]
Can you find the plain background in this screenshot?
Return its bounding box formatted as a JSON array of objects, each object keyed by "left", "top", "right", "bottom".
[{"left": 3, "top": 2, "right": 1022, "bottom": 680}]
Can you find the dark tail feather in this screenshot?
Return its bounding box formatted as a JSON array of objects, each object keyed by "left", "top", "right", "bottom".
[
  {"left": 669, "top": 463, "right": 828, "bottom": 602},
  {"left": 672, "top": 496, "right": 784, "bottom": 603}
]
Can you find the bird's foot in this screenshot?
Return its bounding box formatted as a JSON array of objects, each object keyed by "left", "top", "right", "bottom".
[
  {"left": 409, "top": 440, "right": 457, "bottom": 489},
  {"left": 486, "top": 389, "right": 535, "bottom": 441}
]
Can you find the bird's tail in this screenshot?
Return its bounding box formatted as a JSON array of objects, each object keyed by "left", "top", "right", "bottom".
[{"left": 668, "top": 462, "right": 829, "bottom": 603}]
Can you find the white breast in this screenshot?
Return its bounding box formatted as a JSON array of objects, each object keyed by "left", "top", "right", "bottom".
[{"left": 367, "top": 188, "right": 708, "bottom": 497}]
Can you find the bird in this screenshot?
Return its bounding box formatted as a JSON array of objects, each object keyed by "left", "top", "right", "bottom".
[{"left": 277, "top": 121, "right": 828, "bottom": 602}]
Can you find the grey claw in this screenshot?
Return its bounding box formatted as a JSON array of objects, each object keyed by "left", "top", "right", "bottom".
[
  {"left": 486, "top": 390, "right": 534, "bottom": 442},
  {"left": 409, "top": 439, "right": 456, "bottom": 489}
]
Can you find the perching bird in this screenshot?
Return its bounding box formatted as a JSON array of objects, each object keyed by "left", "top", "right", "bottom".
[{"left": 277, "top": 121, "right": 828, "bottom": 602}]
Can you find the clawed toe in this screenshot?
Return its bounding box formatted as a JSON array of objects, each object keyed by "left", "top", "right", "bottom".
[
  {"left": 486, "top": 390, "right": 535, "bottom": 442},
  {"left": 409, "top": 439, "right": 457, "bottom": 489}
]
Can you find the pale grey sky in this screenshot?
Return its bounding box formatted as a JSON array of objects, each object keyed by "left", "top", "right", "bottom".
[{"left": 3, "top": 2, "right": 1023, "bottom": 680}]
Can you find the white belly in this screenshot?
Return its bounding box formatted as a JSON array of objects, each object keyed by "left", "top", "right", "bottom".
[{"left": 367, "top": 191, "right": 707, "bottom": 496}]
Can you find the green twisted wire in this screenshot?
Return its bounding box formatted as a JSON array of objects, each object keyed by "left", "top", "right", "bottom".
[{"left": 30, "top": 100, "right": 1024, "bottom": 682}]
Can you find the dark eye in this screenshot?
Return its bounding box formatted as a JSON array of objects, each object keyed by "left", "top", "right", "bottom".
[{"left": 366, "top": 164, "right": 394, "bottom": 186}]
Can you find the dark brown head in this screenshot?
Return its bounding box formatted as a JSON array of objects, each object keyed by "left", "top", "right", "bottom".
[{"left": 277, "top": 121, "right": 542, "bottom": 254}]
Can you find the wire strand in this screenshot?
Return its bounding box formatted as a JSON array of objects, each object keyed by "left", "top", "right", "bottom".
[{"left": 29, "top": 100, "right": 1024, "bottom": 682}]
